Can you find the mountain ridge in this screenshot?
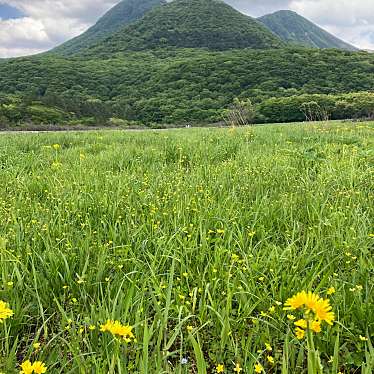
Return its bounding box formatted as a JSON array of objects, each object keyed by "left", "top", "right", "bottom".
[
  {"left": 53, "top": 0, "right": 166, "bottom": 55},
  {"left": 258, "top": 10, "right": 357, "bottom": 51}
]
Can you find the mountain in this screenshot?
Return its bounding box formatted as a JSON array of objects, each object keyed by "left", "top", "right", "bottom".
[
  {"left": 258, "top": 10, "right": 358, "bottom": 51},
  {"left": 86, "top": 0, "right": 284, "bottom": 55},
  {"left": 53, "top": 0, "right": 166, "bottom": 55}
]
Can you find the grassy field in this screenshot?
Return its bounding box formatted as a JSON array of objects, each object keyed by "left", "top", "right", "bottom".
[{"left": 0, "top": 122, "right": 373, "bottom": 373}]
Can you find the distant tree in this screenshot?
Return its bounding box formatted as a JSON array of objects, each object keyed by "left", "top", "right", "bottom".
[{"left": 223, "top": 98, "right": 255, "bottom": 127}]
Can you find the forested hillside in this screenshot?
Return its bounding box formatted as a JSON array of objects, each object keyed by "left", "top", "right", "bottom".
[
  {"left": 85, "top": 0, "right": 283, "bottom": 55},
  {"left": 1, "top": 47, "right": 373, "bottom": 126},
  {"left": 258, "top": 10, "right": 357, "bottom": 51}
]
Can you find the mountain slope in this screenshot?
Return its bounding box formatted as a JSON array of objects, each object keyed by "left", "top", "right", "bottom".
[
  {"left": 258, "top": 10, "right": 357, "bottom": 51},
  {"left": 86, "top": 0, "right": 284, "bottom": 56},
  {"left": 53, "top": 0, "right": 165, "bottom": 55}
]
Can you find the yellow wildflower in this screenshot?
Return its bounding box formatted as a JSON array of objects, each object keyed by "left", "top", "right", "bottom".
[
  {"left": 327, "top": 287, "right": 336, "bottom": 295},
  {"left": 267, "top": 355, "right": 274, "bottom": 364},
  {"left": 294, "top": 319, "right": 307, "bottom": 329},
  {"left": 0, "top": 300, "right": 13, "bottom": 322},
  {"left": 216, "top": 363, "right": 224, "bottom": 373},
  {"left": 233, "top": 363, "right": 242, "bottom": 372},
  {"left": 265, "top": 342, "right": 272, "bottom": 351},
  {"left": 187, "top": 325, "right": 193, "bottom": 333},
  {"left": 33, "top": 343, "right": 41, "bottom": 349},
  {"left": 254, "top": 363, "right": 263, "bottom": 373},
  {"left": 295, "top": 327, "right": 305, "bottom": 340},
  {"left": 310, "top": 320, "right": 321, "bottom": 333},
  {"left": 20, "top": 360, "right": 34, "bottom": 374},
  {"left": 100, "top": 320, "right": 134, "bottom": 341},
  {"left": 359, "top": 335, "right": 368, "bottom": 341},
  {"left": 32, "top": 362, "right": 47, "bottom": 374}
]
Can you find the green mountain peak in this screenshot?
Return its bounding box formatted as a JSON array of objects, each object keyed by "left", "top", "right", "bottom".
[{"left": 258, "top": 10, "right": 358, "bottom": 51}]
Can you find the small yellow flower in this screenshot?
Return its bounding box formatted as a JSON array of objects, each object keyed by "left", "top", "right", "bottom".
[
  {"left": 254, "top": 363, "right": 263, "bottom": 373},
  {"left": 0, "top": 300, "right": 13, "bottom": 322},
  {"left": 233, "top": 363, "right": 242, "bottom": 373},
  {"left": 52, "top": 144, "right": 60, "bottom": 150},
  {"left": 32, "top": 361, "right": 47, "bottom": 374},
  {"left": 359, "top": 335, "right": 368, "bottom": 341},
  {"left": 216, "top": 363, "right": 224, "bottom": 373},
  {"left": 7, "top": 281, "right": 13, "bottom": 287},
  {"left": 187, "top": 325, "right": 193, "bottom": 333},
  {"left": 294, "top": 319, "right": 308, "bottom": 329},
  {"left": 20, "top": 360, "right": 34, "bottom": 374},
  {"left": 287, "top": 314, "right": 296, "bottom": 321},
  {"left": 327, "top": 287, "right": 336, "bottom": 295},
  {"left": 265, "top": 342, "right": 272, "bottom": 351},
  {"left": 267, "top": 355, "right": 274, "bottom": 364},
  {"left": 295, "top": 327, "right": 305, "bottom": 340},
  {"left": 89, "top": 325, "right": 96, "bottom": 331},
  {"left": 33, "top": 343, "right": 41, "bottom": 349},
  {"left": 310, "top": 320, "right": 321, "bottom": 333}
]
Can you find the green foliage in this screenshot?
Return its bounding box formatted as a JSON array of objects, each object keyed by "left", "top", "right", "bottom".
[
  {"left": 258, "top": 92, "right": 374, "bottom": 123},
  {"left": 258, "top": 10, "right": 357, "bottom": 51},
  {"left": 87, "top": 0, "right": 283, "bottom": 55},
  {"left": 0, "top": 47, "right": 374, "bottom": 125},
  {"left": 0, "top": 123, "right": 372, "bottom": 372}
]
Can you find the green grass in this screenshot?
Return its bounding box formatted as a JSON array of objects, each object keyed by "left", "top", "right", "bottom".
[{"left": 0, "top": 121, "right": 373, "bottom": 373}]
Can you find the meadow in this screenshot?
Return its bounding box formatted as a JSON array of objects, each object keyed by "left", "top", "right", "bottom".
[{"left": 0, "top": 121, "right": 373, "bottom": 373}]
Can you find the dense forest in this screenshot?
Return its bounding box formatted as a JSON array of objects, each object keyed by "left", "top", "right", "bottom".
[{"left": 0, "top": 0, "right": 373, "bottom": 127}]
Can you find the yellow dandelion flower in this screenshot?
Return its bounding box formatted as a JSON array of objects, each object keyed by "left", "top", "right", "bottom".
[
  {"left": 287, "top": 314, "right": 296, "bottom": 321},
  {"left": 295, "top": 327, "right": 305, "bottom": 340},
  {"left": 20, "top": 361, "right": 33, "bottom": 374},
  {"left": 100, "top": 320, "right": 134, "bottom": 341},
  {"left": 216, "top": 363, "right": 224, "bottom": 373},
  {"left": 0, "top": 300, "right": 13, "bottom": 322},
  {"left": 294, "top": 319, "right": 308, "bottom": 329},
  {"left": 284, "top": 291, "right": 308, "bottom": 310},
  {"left": 327, "top": 287, "right": 336, "bottom": 295},
  {"left": 233, "top": 363, "right": 242, "bottom": 372},
  {"left": 310, "top": 320, "right": 321, "bottom": 333},
  {"left": 267, "top": 355, "right": 275, "bottom": 364},
  {"left": 314, "top": 298, "right": 335, "bottom": 325},
  {"left": 32, "top": 361, "right": 47, "bottom": 374},
  {"left": 254, "top": 363, "right": 263, "bottom": 373}
]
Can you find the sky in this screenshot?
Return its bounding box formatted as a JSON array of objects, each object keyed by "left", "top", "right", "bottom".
[{"left": 0, "top": 0, "right": 373, "bottom": 58}]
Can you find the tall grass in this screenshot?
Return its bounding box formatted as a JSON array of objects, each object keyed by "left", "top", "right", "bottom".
[{"left": 0, "top": 121, "right": 373, "bottom": 373}]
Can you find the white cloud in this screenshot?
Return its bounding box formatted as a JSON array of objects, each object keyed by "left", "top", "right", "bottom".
[
  {"left": 0, "top": 0, "right": 373, "bottom": 58},
  {"left": 0, "top": 0, "right": 118, "bottom": 57}
]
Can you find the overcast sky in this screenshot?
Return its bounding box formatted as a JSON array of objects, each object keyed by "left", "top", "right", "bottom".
[{"left": 0, "top": 0, "right": 373, "bottom": 58}]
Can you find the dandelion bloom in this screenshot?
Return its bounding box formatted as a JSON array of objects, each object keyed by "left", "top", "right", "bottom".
[
  {"left": 295, "top": 327, "right": 305, "bottom": 340},
  {"left": 310, "top": 320, "right": 321, "bottom": 333},
  {"left": 284, "top": 290, "right": 335, "bottom": 338},
  {"left": 100, "top": 320, "right": 134, "bottom": 341},
  {"left": 32, "top": 362, "right": 47, "bottom": 374},
  {"left": 294, "top": 319, "right": 308, "bottom": 329},
  {"left": 0, "top": 300, "right": 13, "bottom": 322},
  {"left": 20, "top": 361, "right": 34, "bottom": 374},
  {"left": 313, "top": 298, "right": 335, "bottom": 325},
  {"left": 254, "top": 363, "right": 263, "bottom": 373}
]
